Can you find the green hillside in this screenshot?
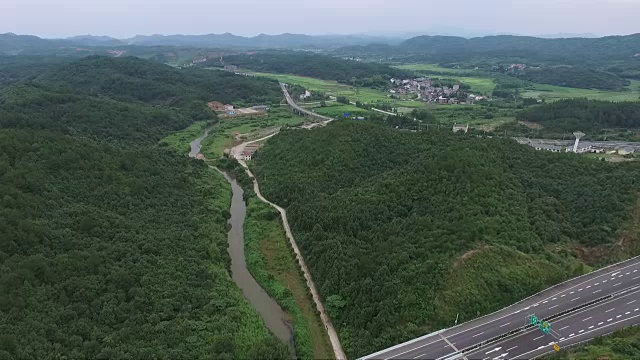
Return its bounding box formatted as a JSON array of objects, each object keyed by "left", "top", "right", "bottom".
[
  {"left": 252, "top": 121, "right": 640, "bottom": 358},
  {"left": 0, "top": 57, "right": 290, "bottom": 359}
]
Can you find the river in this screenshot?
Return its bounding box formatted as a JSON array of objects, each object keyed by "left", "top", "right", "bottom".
[{"left": 189, "top": 133, "right": 296, "bottom": 354}]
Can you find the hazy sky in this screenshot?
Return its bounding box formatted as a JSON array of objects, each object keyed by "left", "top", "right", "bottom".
[{"left": 2, "top": 0, "right": 639, "bottom": 38}]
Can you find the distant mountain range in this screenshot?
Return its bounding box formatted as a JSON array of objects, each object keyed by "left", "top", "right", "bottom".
[
  {"left": 0, "top": 32, "right": 408, "bottom": 54},
  {"left": 1, "top": 32, "right": 638, "bottom": 61},
  {"left": 335, "top": 33, "right": 640, "bottom": 63}
]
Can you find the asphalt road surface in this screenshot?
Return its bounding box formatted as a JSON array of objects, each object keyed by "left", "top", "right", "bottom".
[
  {"left": 279, "top": 82, "right": 334, "bottom": 123},
  {"left": 360, "top": 256, "right": 640, "bottom": 360}
]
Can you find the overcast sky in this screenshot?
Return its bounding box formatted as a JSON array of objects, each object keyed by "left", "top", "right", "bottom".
[{"left": 2, "top": 0, "right": 639, "bottom": 38}]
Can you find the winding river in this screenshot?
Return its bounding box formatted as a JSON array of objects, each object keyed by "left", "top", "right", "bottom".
[{"left": 189, "top": 133, "right": 295, "bottom": 353}]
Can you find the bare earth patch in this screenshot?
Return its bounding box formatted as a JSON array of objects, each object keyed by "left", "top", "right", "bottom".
[{"left": 518, "top": 120, "right": 544, "bottom": 129}]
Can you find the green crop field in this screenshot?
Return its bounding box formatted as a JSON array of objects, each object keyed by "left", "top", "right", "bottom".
[
  {"left": 200, "top": 107, "right": 306, "bottom": 158},
  {"left": 522, "top": 79, "right": 640, "bottom": 102},
  {"left": 307, "top": 103, "right": 372, "bottom": 118},
  {"left": 251, "top": 71, "right": 392, "bottom": 103},
  {"left": 394, "top": 63, "right": 477, "bottom": 75}
]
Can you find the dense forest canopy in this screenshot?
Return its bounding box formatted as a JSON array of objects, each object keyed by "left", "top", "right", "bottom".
[
  {"left": 517, "top": 98, "right": 640, "bottom": 132},
  {"left": 252, "top": 122, "right": 640, "bottom": 358},
  {"left": 209, "top": 51, "right": 413, "bottom": 88},
  {"left": 0, "top": 56, "right": 291, "bottom": 358},
  {"left": 35, "top": 56, "right": 284, "bottom": 107}
]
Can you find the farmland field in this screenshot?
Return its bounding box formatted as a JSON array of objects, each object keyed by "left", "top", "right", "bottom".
[
  {"left": 198, "top": 107, "right": 306, "bottom": 158},
  {"left": 251, "top": 71, "right": 392, "bottom": 103},
  {"left": 394, "top": 63, "right": 479, "bottom": 74},
  {"left": 521, "top": 79, "right": 640, "bottom": 102}
]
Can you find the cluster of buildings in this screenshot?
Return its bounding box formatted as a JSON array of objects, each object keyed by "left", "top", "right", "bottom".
[{"left": 388, "top": 77, "right": 487, "bottom": 105}]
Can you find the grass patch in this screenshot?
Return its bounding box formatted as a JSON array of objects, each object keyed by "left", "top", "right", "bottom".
[
  {"left": 307, "top": 103, "right": 372, "bottom": 118},
  {"left": 520, "top": 79, "right": 640, "bottom": 102},
  {"left": 201, "top": 107, "right": 305, "bottom": 159},
  {"left": 394, "top": 63, "right": 474, "bottom": 74},
  {"left": 159, "top": 120, "right": 210, "bottom": 154},
  {"left": 251, "top": 72, "right": 392, "bottom": 103},
  {"left": 245, "top": 197, "right": 334, "bottom": 360}
]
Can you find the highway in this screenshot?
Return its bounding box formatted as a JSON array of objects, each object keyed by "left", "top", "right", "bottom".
[
  {"left": 360, "top": 256, "right": 640, "bottom": 360},
  {"left": 279, "top": 82, "right": 334, "bottom": 124}
]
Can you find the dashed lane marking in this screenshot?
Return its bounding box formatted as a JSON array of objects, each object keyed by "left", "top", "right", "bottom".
[{"left": 582, "top": 317, "right": 592, "bottom": 321}]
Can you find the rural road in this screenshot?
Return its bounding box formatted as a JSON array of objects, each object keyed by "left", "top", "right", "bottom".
[
  {"left": 359, "top": 256, "right": 640, "bottom": 359},
  {"left": 231, "top": 140, "right": 347, "bottom": 360}
]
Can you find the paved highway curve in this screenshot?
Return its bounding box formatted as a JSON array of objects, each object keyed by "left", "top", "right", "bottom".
[{"left": 360, "top": 256, "right": 640, "bottom": 360}]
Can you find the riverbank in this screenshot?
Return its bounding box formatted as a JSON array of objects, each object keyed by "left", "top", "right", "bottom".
[
  {"left": 245, "top": 197, "right": 334, "bottom": 359},
  {"left": 232, "top": 154, "right": 346, "bottom": 360}
]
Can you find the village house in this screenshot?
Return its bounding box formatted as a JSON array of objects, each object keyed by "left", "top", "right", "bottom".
[{"left": 224, "top": 104, "right": 234, "bottom": 111}]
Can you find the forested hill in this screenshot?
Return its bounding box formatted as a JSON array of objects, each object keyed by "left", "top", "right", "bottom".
[
  {"left": 517, "top": 98, "right": 640, "bottom": 132},
  {"left": 253, "top": 121, "right": 640, "bottom": 358},
  {"left": 0, "top": 57, "right": 291, "bottom": 358},
  {"left": 209, "top": 51, "right": 412, "bottom": 88},
  {"left": 338, "top": 33, "right": 640, "bottom": 63},
  {"left": 34, "top": 56, "right": 283, "bottom": 108}
]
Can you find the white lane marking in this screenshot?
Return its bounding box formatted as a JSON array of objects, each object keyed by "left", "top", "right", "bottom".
[
  {"left": 593, "top": 289, "right": 602, "bottom": 294},
  {"left": 608, "top": 318, "right": 613, "bottom": 321},
  {"left": 472, "top": 332, "right": 485, "bottom": 338},
  {"left": 543, "top": 301, "right": 548, "bottom": 304},
  {"left": 628, "top": 300, "right": 637, "bottom": 305},
  {"left": 579, "top": 330, "right": 584, "bottom": 333},
  {"left": 603, "top": 279, "right": 608, "bottom": 283},
  {"left": 589, "top": 326, "right": 594, "bottom": 329},
  {"left": 559, "top": 337, "right": 565, "bottom": 341},
  {"left": 586, "top": 285, "right": 591, "bottom": 289},
  {"left": 533, "top": 335, "right": 544, "bottom": 341},
  {"left": 571, "top": 297, "right": 580, "bottom": 301},
  {"left": 505, "top": 346, "right": 517, "bottom": 352},
  {"left": 605, "top": 308, "right": 615, "bottom": 313},
  {"left": 611, "top": 271, "right": 621, "bottom": 277},
  {"left": 583, "top": 317, "right": 592, "bottom": 321},
  {"left": 549, "top": 305, "right": 558, "bottom": 310},
  {"left": 570, "top": 291, "right": 575, "bottom": 294},
  {"left": 558, "top": 325, "right": 570, "bottom": 331},
  {"left": 616, "top": 315, "right": 622, "bottom": 318},
  {"left": 515, "top": 312, "right": 640, "bottom": 360},
  {"left": 533, "top": 303, "right": 539, "bottom": 307},
  {"left": 385, "top": 337, "right": 445, "bottom": 359},
  {"left": 578, "top": 288, "right": 583, "bottom": 292},
  {"left": 569, "top": 333, "right": 575, "bottom": 337},
  {"left": 634, "top": 269, "right": 638, "bottom": 272},
  {"left": 636, "top": 308, "right": 639, "bottom": 311},
  {"left": 626, "top": 312, "right": 631, "bottom": 315},
  {"left": 499, "top": 322, "right": 510, "bottom": 328},
  {"left": 626, "top": 272, "right": 631, "bottom": 275},
  {"left": 619, "top": 275, "right": 623, "bottom": 278},
  {"left": 561, "top": 294, "right": 566, "bottom": 297},
  {"left": 552, "top": 297, "right": 557, "bottom": 300},
  {"left": 614, "top": 283, "right": 622, "bottom": 287},
  {"left": 595, "top": 282, "right": 600, "bottom": 285},
  {"left": 633, "top": 276, "right": 640, "bottom": 280},
  {"left": 537, "top": 346, "right": 545, "bottom": 350},
  {"left": 485, "top": 347, "right": 502, "bottom": 355},
  {"left": 598, "top": 322, "right": 603, "bottom": 325}
]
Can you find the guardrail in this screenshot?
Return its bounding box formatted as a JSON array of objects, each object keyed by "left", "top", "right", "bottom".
[{"left": 440, "top": 285, "right": 640, "bottom": 359}]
